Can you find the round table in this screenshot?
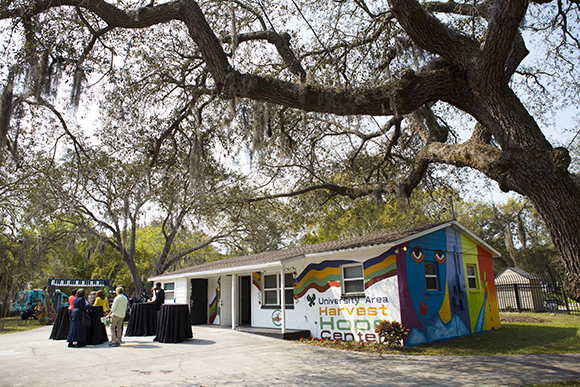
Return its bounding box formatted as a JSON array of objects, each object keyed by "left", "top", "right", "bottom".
[
  {"left": 126, "top": 302, "right": 158, "bottom": 336},
  {"left": 49, "top": 306, "right": 70, "bottom": 340},
  {"left": 153, "top": 304, "right": 193, "bottom": 343},
  {"left": 86, "top": 305, "right": 108, "bottom": 345}
]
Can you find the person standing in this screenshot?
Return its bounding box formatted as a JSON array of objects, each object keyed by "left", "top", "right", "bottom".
[
  {"left": 135, "top": 288, "right": 149, "bottom": 303},
  {"left": 67, "top": 288, "right": 89, "bottom": 348},
  {"left": 93, "top": 289, "right": 109, "bottom": 315},
  {"left": 148, "top": 282, "right": 165, "bottom": 313},
  {"left": 107, "top": 286, "right": 128, "bottom": 347},
  {"left": 67, "top": 289, "right": 77, "bottom": 319}
]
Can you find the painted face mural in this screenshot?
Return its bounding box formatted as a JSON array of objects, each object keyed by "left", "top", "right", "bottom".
[{"left": 406, "top": 229, "right": 448, "bottom": 321}]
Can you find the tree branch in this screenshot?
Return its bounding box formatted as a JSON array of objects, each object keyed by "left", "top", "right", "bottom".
[
  {"left": 387, "top": 0, "right": 479, "bottom": 65},
  {"left": 480, "top": 0, "right": 528, "bottom": 83},
  {"left": 226, "top": 67, "right": 471, "bottom": 116},
  {"left": 225, "top": 31, "right": 306, "bottom": 82}
]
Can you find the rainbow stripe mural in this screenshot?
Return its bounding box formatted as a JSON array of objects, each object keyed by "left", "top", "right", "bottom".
[
  {"left": 209, "top": 277, "right": 220, "bottom": 324},
  {"left": 294, "top": 260, "right": 355, "bottom": 298},
  {"left": 364, "top": 251, "right": 397, "bottom": 289},
  {"left": 252, "top": 272, "right": 262, "bottom": 291}
]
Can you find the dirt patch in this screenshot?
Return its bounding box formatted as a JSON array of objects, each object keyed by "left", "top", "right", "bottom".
[{"left": 500, "top": 315, "right": 551, "bottom": 323}]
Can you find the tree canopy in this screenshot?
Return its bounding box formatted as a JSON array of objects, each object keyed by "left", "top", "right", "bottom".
[{"left": 2, "top": 0, "right": 580, "bottom": 299}]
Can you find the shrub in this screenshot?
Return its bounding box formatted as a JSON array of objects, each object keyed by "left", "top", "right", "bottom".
[{"left": 374, "top": 319, "right": 409, "bottom": 347}]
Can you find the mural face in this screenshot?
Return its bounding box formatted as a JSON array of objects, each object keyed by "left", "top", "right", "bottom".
[
  {"left": 405, "top": 231, "right": 448, "bottom": 321},
  {"left": 400, "top": 228, "right": 501, "bottom": 346}
]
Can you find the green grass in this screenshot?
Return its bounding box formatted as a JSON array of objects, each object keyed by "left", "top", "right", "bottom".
[
  {"left": 0, "top": 316, "right": 47, "bottom": 334},
  {"left": 297, "top": 313, "right": 580, "bottom": 356},
  {"left": 0, "top": 316, "right": 128, "bottom": 334},
  {"left": 519, "top": 382, "right": 580, "bottom": 387}
]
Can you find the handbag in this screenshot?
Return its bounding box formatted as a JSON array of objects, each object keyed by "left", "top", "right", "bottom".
[{"left": 81, "top": 310, "right": 92, "bottom": 327}]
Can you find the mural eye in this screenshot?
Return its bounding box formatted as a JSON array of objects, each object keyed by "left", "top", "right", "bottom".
[
  {"left": 434, "top": 249, "right": 446, "bottom": 264},
  {"left": 410, "top": 246, "right": 424, "bottom": 263}
]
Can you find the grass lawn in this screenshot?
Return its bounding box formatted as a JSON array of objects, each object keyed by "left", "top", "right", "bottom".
[
  {"left": 296, "top": 312, "right": 580, "bottom": 356},
  {"left": 0, "top": 316, "right": 127, "bottom": 334},
  {"left": 0, "top": 316, "right": 47, "bottom": 334},
  {"left": 519, "top": 382, "right": 580, "bottom": 387}
]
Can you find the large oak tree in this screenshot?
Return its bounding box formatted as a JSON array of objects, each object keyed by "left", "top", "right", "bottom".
[{"left": 2, "top": 0, "right": 580, "bottom": 299}]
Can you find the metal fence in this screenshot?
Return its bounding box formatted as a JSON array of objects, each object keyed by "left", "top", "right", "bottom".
[{"left": 495, "top": 273, "right": 580, "bottom": 315}]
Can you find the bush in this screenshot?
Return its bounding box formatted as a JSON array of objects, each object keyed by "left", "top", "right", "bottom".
[{"left": 374, "top": 319, "right": 409, "bottom": 347}]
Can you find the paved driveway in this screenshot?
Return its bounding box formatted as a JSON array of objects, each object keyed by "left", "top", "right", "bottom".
[{"left": 0, "top": 325, "right": 579, "bottom": 387}]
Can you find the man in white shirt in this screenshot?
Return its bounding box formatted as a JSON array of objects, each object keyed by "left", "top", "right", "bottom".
[{"left": 107, "top": 286, "right": 128, "bottom": 347}]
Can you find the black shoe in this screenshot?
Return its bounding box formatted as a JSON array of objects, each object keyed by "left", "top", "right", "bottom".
[
  {"left": 68, "top": 343, "right": 76, "bottom": 348},
  {"left": 77, "top": 342, "right": 86, "bottom": 347}
]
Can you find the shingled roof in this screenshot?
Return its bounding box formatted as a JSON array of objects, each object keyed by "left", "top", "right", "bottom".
[{"left": 153, "top": 221, "right": 462, "bottom": 279}]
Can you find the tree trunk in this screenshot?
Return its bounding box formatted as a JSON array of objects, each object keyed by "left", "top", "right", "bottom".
[{"left": 521, "top": 172, "right": 580, "bottom": 301}]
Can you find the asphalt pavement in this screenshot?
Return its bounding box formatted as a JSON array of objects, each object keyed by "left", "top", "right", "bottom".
[{"left": 0, "top": 325, "right": 579, "bottom": 387}]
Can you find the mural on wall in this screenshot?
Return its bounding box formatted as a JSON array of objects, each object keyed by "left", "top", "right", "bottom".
[
  {"left": 285, "top": 267, "right": 299, "bottom": 303},
  {"left": 288, "top": 227, "right": 500, "bottom": 345},
  {"left": 475, "top": 245, "right": 501, "bottom": 332},
  {"left": 294, "top": 260, "right": 356, "bottom": 299},
  {"left": 252, "top": 272, "right": 262, "bottom": 305},
  {"left": 209, "top": 277, "right": 220, "bottom": 324},
  {"left": 294, "top": 252, "right": 400, "bottom": 343},
  {"left": 399, "top": 228, "right": 500, "bottom": 346},
  {"left": 364, "top": 251, "right": 397, "bottom": 289}
]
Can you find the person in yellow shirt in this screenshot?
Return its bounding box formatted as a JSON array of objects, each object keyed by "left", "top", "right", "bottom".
[{"left": 93, "top": 290, "right": 109, "bottom": 314}]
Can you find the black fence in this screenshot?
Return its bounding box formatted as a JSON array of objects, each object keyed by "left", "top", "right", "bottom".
[{"left": 495, "top": 273, "right": 580, "bottom": 315}]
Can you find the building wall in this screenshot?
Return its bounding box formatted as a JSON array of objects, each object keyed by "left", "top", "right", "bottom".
[
  {"left": 159, "top": 278, "right": 188, "bottom": 305},
  {"left": 249, "top": 246, "right": 402, "bottom": 343},
  {"left": 170, "top": 225, "right": 501, "bottom": 346},
  {"left": 402, "top": 227, "right": 500, "bottom": 346}
]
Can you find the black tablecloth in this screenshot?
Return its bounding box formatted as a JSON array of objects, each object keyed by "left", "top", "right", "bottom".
[
  {"left": 126, "top": 302, "right": 157, "bottom": 336},
  {"left": 49, "top": 306, "right": 70, "bottom": 340},
  {"left": 86, "top": 305, "right": 108, "bottom": 345},
  {"left": 154, "top": 304, "right": 192, "bottom": 343}
]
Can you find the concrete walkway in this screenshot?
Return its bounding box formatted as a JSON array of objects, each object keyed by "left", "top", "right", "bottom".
[{"left": 1, "top": 325, "right": 579, "bottom": 387}]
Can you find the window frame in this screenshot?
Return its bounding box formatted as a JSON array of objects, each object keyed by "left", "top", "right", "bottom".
[
  {"left": 164, "top": 282, "right": 175, "bottom": 302},
  {"left": 341, "top": 263, "right": 365, "bottom": 298},
  {"left": 424, "top": 262, "right": 439, "bottom": 292},
  {"left": 466, "top": 264, "right": 478, "bottom": 290},
  {"left": 261, "top": 273, "right": 294, "bottom": 309}
]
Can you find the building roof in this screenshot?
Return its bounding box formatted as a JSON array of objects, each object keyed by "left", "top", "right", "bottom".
[
  {"left": 496, "top": 267, "right": 539, "bottom": 280},
  {"left": 150, "top": 220, "right": 500, "bottom": 281}
]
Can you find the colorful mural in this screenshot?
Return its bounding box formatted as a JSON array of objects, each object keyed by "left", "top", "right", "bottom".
[
  {"left": 400, "top": 228, "right": 500, "bottom": 346},
  {"left": 199, "top": 223, "right": 500, "bottom": 345},
  {"left": 364, "top": 251, "right": 397, "bottom": 289},
  {"left": 209, "top": 277, "right": 220, "bottom": 324},
  {"left": 252, "top": 272, "right": 262, "bottom": 305},
  {"left": 294, "top": 260, "right": 355, "bottom": 298}
]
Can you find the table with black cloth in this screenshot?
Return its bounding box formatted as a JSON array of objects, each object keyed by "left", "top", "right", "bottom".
[
  {"left": 49, "top": 306, "right": 70, "bottom": 340},
  {"left": 153, "top": 304, "right": 192, "bottom": 343},
  {"left": 126, "top": 302, "right": 157, "bottom": 336},
  {"left": 85, "top": 305, "right": 108, "bottom": 345}
]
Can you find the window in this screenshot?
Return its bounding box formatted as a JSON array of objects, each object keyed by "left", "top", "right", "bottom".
[
  {"left": 164, "top": 282, "right": 175, "bottom": 302},
  {"left": 425, "top": 263, "right": 438, "bottom": 291},
  {"left": 342, "top": 264, "right": 364, "bottom": 296},
  {"left": 263, "top": 273, "right": 294, "bottom": 307},
  {"left": 263, "top": 275, "right": 278, "bottom": 305},
  {"left": 466, "top": 265, "right": 478, "bottom": 289}
]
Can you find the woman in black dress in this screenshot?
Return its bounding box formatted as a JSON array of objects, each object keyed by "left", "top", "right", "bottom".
[{"left": 67, "top": 288, "right": 89, "bottom": 347}]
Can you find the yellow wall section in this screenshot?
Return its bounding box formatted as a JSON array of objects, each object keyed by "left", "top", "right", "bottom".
[{"left": 460, "top": 234, "right": 485, "bottom": 333}]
